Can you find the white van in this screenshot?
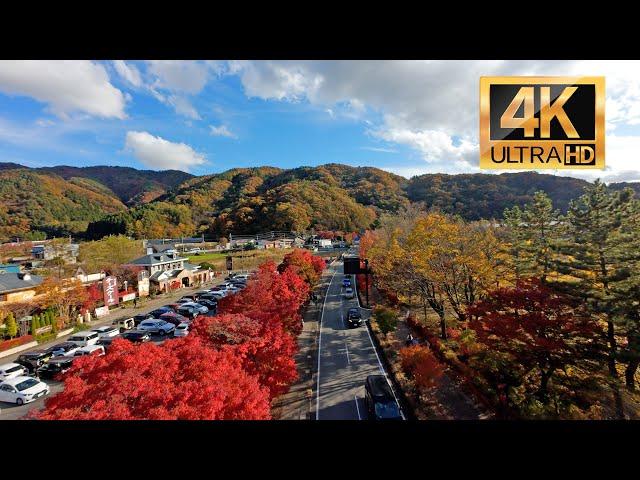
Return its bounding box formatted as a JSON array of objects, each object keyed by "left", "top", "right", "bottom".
[
  {"left": 67, "top": 331, "right": 100, "bottom": 347},
  {"left": 73, "top": 345, "right": 106, "bottom": 357}
]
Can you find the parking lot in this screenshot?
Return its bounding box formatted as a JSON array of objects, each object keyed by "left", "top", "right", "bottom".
[{"left": 0, "top": 274, "right": 245, "bottom": 420}]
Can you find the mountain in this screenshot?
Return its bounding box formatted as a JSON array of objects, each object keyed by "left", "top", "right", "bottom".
[
  {"left": 0, "top": 167, "right": 127, "bottom": 241},
  {"left": 37, "top": 165, "right": 193, "bottom": 205},
  {"left": 1, "top": 162, "right": 637, "bottom": 242}
]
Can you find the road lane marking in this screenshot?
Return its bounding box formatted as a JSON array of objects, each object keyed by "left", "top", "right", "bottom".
[
  {"left": 344, "top": 341, "right": 350, "bottom": 364},
  {"left": 354, "top": 395, "right": 361, "bottom": 420},
  {"left": 316, "top": 262, "right": 340, "bottom": 421}
]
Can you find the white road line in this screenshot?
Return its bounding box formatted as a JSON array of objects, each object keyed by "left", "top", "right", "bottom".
[
  {"left": 364, "top": 321, "right": 406, "bottom": 420},
  {"left": 316, "top": 262, "right": 340, "bottom": 421},
  {"left": 344, "top": 341, "right": 350, "bottom": 364},
  {"left": 354, "top": 395, "right": 361, "bottom": 420}
]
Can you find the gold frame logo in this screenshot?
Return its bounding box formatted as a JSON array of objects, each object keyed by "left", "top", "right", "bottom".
[{"left": 479, "top": 76, "right": 605, "bottom": 170}]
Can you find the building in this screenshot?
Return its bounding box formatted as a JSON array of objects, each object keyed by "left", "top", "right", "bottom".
[
  {"left": 74, "top": 267, "right": 106, "bottom": 285},
  {"left": 31, "top": 242, "right": 79, "bottom": 263},
  {"left": 126, "top": 252, "right": 212, "bottom": 293},
  {"left": 0, "top": 264, "right": 21, "bottom": 273},
  {"left": 0, "top": 271, "right": 43, "bottom": 304}
]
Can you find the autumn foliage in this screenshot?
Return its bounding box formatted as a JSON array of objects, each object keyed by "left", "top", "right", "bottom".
[
  {"left": 400, "top": 345, "right": 444, "bottom": 391},
  {"left": 277, "top": 248, "right": 326, "bottom": 286}
]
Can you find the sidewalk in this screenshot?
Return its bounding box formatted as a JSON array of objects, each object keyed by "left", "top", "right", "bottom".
[{"left": 271, "top": 265, "right": 334, "bottom": 420}]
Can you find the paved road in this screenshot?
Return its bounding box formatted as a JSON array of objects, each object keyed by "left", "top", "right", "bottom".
[{"left": 316, "top": 257, "right": 395, "bottom": 420}]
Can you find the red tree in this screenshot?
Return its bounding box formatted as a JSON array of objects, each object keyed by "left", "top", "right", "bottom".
[
  {"left": 191, "top": 313, "right": 298, "bottom": 399},
  {"left": 220, "top": 261, "right": 309, "bottom": 335},
  {"left": 468, "top": 278, "right": 601, "bottom": 399},
  {"left": 32, "top": 336, "right": 271, "bottom": 420},
  {"left": 400, "top": 345, "right": 444, "bottom": 390},
  {"left": 278, "top": 249, "right": 325, "bottom": 286}
]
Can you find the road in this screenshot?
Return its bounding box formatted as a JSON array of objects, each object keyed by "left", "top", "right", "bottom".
[{"left": 316, "top": 255, "right": 398, "bottom": 420}]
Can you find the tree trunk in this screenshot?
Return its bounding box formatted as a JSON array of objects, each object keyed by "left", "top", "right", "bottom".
[
  {"left": 607, "top": 320, "right": 618, "bottom": 377},
  {"left": 538, "top": 368, "right": 553, "bottom": 400},
  {"left": 625, "top": 358, "right": 640, "bottom": 391},
  {"left": 439, "top": 312, "right": 447, "bottom": 340}
]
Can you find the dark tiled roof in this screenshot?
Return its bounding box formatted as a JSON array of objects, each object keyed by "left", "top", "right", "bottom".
[{"left": 0, "top": 272, "right": 43, "bottom": 293}]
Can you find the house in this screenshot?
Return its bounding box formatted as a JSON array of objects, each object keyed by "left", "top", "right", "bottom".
[
  {"left": 74, "top": 267, "right": 106, "bottom": 285},
  {"left": 0, "top": 271, "right": 43, "bottom": 304},
  {"left": 31, "top": 242, "right": 79, "bottom": 263},
  {"left": 0, "top": 264, "right": 21, "bottom": 274},
  {"left": 126, "top": 252, "right": 211, "bottom": 292}
]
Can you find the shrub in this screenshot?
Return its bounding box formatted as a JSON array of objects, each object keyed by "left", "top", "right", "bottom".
[
  {"left": 36, "top": 332, "right": 58, "bottom": 344},
  {"left": 0, "top": 335, "right": 34, "bottom": 352},
  {"left": 374, "top": 306, "right": 397, "bottom": 335},
  {"left": 400, "top": 345, "right": 445, "bottom": 390}
]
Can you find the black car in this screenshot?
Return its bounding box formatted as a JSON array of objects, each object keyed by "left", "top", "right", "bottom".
[
  {"left": 197, "top": 299, "right": 218, "bottom": 312},
  {"left": 120, "top": 330, "right": 151, "bottom": 343},
  {"left": 44, "top": 341, "right": 78, "bottom": 356},
  {"left": 177, "top": 306, "right": 198, "bottom": 319},
  {"left": 346, "top": 308, "right": 363, "bottom": 328},
  {"left": 36, "top": 356, "right": 75, "bottom": 380},
  {"left": 96, "top": 337, "right": 116, "bottom": 350},
  {"left": 364, "top": 375, "right": 403, "bottom": 421},
  {"left": 15, "top": 350, "right": 53, "bottom": 374},
  {"left": 133, "top": 313, "right": 154, "bottom": 326},
  {"left": 148, "top": 307, "right": 173, "bottom": 319}
]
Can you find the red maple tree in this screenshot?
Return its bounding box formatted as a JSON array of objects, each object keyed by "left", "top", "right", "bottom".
[
  {"left": 400, "top": 345, "right": 444, "bottom": 390},
  {"left": 32, "top": 336, "right": 271, "bottom": 420},
  {"left": 278, "top": 249, "right": 325, "bottom": 286},
  {"left": 191, "top": 313, "right": 298, "bottom": 399},
  {"left": 468, "top": 278, "right": 601, "bottom": 399}
]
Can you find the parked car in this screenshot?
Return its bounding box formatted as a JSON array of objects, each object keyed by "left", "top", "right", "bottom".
[
  {"left": 15, "top": 350, "right": 53, "bottom": 374},
  {"left": 96, "top": 337, "right": 116, "bottom": 350},
  {"left": 173, "top": 322, "right": 190, "bottom": 337},
  {"left": 133, "top": 313, "right": 154, "bottom": 326},
  {"left": 176, "top": 305, "right": 199, "bottom": 319},
  {"left": 207, "top": 291, "right": 228, "bottom": 299},
  {"left": 36, "top": 356, "right": 75, "bottom": 380},
  {"left": 0, "top": 363, "right": 27, "bottom": 381},
  {"left": 195, "top": 290, "right": 211, "bottom": 297},
  {"left": 0, "top": 376, "right": 50, "bottom": 405},
  {"left": 180, "top": 302, "right": 208, "bottom": 314},
  {"left": 47, "top": 342, "right": 83, "bottom": 357},
  {"left": 112, "top": 317, "right": 135, "bottom": 333},
  {"left": 186, "top": 247, "right": 203, "bottom": 255},
  {"left": 346, "top": 308, "right": 363, "bottom": 328},
  {"left": 343, "top": 287, "right": 355, "bottom": 299},
  {"left": 149, "top": 307, "right": 173, "bottom": 318},
  {"left": 159, "top": 312, "right": 189, "bottom": 327},
  {"left": 72, "top": 345, "right": 105, "bottom": 357},
  {"left": 197, "top": 299, "right": 218, "bottom": 312},
  {"left": 180, "top": 294, "right": 198, "bottom": 302},
  {"left": 138, "top": 319, "right": 175, "bottom": 336},
  {"left": 196, "top": 293, "right": 219, "bottom": 303},
  {"left": 364, "top": 375, "right": 403, "bottom": 421},
  {"left": 234, "top": 273, "right": 251, "bottom": 281},
  {"left": 120, "top": 330, "right": 151, "bottom": 343},
  {"left": 67, "top": 331, "right": 100, "bottom": 347},
  {"left": 90, "top": 325, "right": 119, "bottom": 338},
  {"left": 164, "top": 248, "right": 178, "bottom": 255}
]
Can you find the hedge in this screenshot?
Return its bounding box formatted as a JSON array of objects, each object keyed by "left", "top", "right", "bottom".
[{"left": 0, "top": 335, "right": 35, "bottom": 353}]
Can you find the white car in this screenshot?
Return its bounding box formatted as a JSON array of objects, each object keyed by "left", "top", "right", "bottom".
[
  {"left": 207, "top": 290, "right": 228, "bottom": 299},
  {"left": 90, "top": 325, "right": 120, "bottom": 338},
  {"left": 343, "top": 287, "right": 355, "bottom": 299},
  {"left": 173, "top": 322, "right": 190, "bottom": 337},
  {"left": 0, "top": 376, "right": 49, "bottom": 405},
  {"left": 180, "top": 302, "right": 208, "bottom": 314},
  {"left": 186, "top": 247, "right": 203, "bottom": 255},
  {"left": 67, "top": 331, "right": 100, "bottom": 347},
  {"left": 0, "top": 363, "right": 27, "bottom": 381},
  {"left": 138, "top": 319, "right": 175, "bottom": 336},
  {"left": 72, "top": 345, "right": 106, "bottom": 357}
]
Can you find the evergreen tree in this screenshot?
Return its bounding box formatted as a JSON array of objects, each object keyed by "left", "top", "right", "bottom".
[
  {"left": 6, "top": 313, "right": 17, "bottom": 339},
  {"left": 31, "top": 315, "right": 40, "bottom": 335}
]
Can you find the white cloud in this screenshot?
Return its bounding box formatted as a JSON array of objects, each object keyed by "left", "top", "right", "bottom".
[
  {"left": 209, "top": 124, "right": 237, "bottom": 139},
  {"left": 113, "top": 60, "right": 142, "bottom": 88},
  {"left": 167, "top": 95, "right": 200, "bottom": 120},
  {"left": 124, "top": 131, "right": 206, "bottom": 172},
  {"left": 0, "top": 60, "right": 127, "bottom": 119},
  {"left": 147, "top": 60, "right": 210, "bottom": 95},
  {"left": 361, "top": 146, "right": 397, "bottom": 153}
]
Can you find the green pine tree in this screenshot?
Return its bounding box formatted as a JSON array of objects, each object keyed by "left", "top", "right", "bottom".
[
  {"left": 6, "top": 313, "right": 17, "bottom": 339},
  {"left": 50, "top": 312, "right": 58, "bottom": 333},
  {"left": 31, "top": 315, "right": 40, "bottom": 335}
]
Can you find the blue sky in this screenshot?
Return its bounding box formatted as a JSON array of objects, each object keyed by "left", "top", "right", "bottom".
[{"left": 0, "top": 60, "right": 639, "bottom": 182}]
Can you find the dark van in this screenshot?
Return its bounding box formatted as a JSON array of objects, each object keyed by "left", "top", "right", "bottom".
[{"left": 364, "top": 375, "right": 403, "bottom": 421}]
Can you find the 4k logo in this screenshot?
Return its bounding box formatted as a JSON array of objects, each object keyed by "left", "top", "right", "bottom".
[{"left": 480, "top": 77, "right": 605, "bottom": 169}]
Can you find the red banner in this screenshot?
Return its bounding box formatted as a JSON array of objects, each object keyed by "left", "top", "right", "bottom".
[{"left": 103, "top": 276, "right": 119, "bottom": 307}]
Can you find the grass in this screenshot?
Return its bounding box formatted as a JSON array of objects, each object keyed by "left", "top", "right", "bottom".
[
  {"left": 186, "top": 252, "right": 226, "bottom": 263},
  {"left": 188, "top": 249, "right": 289, "bottom": 271}
]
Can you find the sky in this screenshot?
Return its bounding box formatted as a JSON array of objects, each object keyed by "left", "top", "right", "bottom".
[{"left": 0, "top": 60, "right": 639, "bottom": 183}]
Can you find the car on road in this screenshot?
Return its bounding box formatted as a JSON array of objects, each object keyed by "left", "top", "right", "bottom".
[
  {"left": 120, "top": 330, "right": 151, "bottom": 343},
  {"left": 45, "top": 342, "right": 82, "bottom": 357},
  {"left": 0, "top": 363, "right": 28, "bottom": 381},
  {"left": 67, "top": 331, "right": 100, "bottom": 347},
  {"left": 36, "top": 356, "right": 75, "bottom": 380},
  {"left": 113, "top": 317, "right": 135, "bottom": 332},
  {"left": 343, "top": 287, "right": 355, "bottom": 299},
  {"left": 149, "top": 307, "right": 173, "bottom": 318},
  {"left": 160, "top": 312, "right": 190, "bottom": 327},
  {"left": 133, "top": 313, "right": 154, "bottom": 326},
  {"left": 72, "top": 345, "right": 106, "bottom": 357},
  {"left": 0, "top": 376, "right": 50, "bottom": 405},
  {"left": 138, "top": 319, "right": 175, "bottom": 336},
  {"left": 173, "top": 322, "right": 190, "bottom": 337},
  {"left": 15, "top": 350, "right": 53, "bottom": 374},
  {"left": 364, "top": 375, "right": 403, "bottom": 421},
  {"left": 90, "top": 325, "right": 120, "bottom": 338},
  {"left": 346, "top": 308, "right": 363, "bottom": 328},
  {"left": 342, "top": 278, "right": 352, "bottom": 288},
  {"left": 180, "top": 302, "right": 208, "bottom": 314}
]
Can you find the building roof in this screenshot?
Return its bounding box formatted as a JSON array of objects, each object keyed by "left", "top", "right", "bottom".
[
  {"left": 129, "top": 253, "right": 186, "bottom": 266},
  {"left": 0, "top": 271, "right": 43, "bottom": 294}
]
